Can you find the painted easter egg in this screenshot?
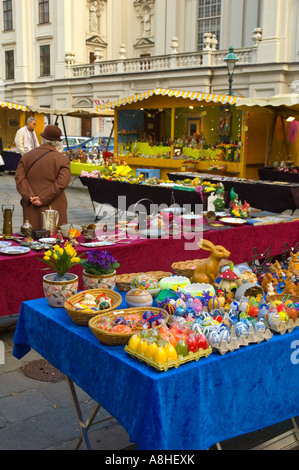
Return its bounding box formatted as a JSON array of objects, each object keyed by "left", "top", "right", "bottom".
[
  {"left": 254, "top": 320, "right": 266, "bottom": 334},
  {"left": 235, "top": 322, "right": 249, "bottom": 337},
  {"left": 267, "top": 312, "right": 281, "bottom": 328},
  {"left": 174, "top": 307, "right": 186, "bottom": 317},
  {"left": 163, "top": 303, "right": 176, "bottom": 316},
  {"left": 193, "top": 298, "right": 203, "bottom": 313},
  {"left": 207, "top": 330, "right": 221, "bottom": 348},
  {"left": 218, "top": 328, "right": 231, "bottom": 343}
]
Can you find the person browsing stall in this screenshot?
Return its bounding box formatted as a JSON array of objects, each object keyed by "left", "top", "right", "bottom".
[
  {"left": 14, "top": 117, "right": 40, "bottom": 155},
  {"left": 15, "top": 124, "right": 71, "bottom": 230}
]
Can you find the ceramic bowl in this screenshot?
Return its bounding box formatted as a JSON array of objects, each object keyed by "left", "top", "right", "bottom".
[
  {"left": 159, "top": 276, "right": 191, "bottom": 291},
  {"left": 182, "top": 283, "right": 215, "bottom": 298}
]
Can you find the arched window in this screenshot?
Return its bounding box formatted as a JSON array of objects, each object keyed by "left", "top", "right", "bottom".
[{"left": 198, "top": 0, "right": 221, "bottom": 51}]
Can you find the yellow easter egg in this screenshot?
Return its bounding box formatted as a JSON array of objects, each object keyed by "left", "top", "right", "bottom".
[
  {"left": 272, "top": 300, "right": 282, "bottom": 307},
  {"left": 278, "top": 311, "right": 289, "bottom": 323},
  {"left": 164, "top": 343, "right": 178, "bottom": 360},
  {"left": 136, "top": 339, "right": 149, "bottom": 355},
  {"left": 153, "top": 347, "right": 168, "bottom": 364},
  {"left": 144, "top": 342, "right": 158, "bottom": 359},
  {"left": 128, "top": 334, "right": 141, "bottom": 351}
]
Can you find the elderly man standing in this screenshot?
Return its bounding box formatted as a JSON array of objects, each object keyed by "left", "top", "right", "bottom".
[
  {"left": 15, "top": 124, "right": 71, "bottom": 230},
  {"left": 14, "top": 117, "right": 40, "bottom": 155}
]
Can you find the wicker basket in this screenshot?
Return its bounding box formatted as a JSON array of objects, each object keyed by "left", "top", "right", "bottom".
[
  {"left": 88, "top": 307, "right": 169, "bottom": 345},
  {"left": 64, "top": 289, "right": 122, "bottom": 326},
  {"left": 116, "top": 271, "right": 172, "bottom": 291},
  {"left": 266, "top": 293, "right": 299, "bottom": 304},
  {"left": 171, "top": 260, "right": 202, "bottom": 278},
  {"left": 172, "top": 258, "right": 231, "bottom": 279}
]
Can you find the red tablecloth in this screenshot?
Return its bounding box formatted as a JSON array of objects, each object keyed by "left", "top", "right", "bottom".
[{"left": 1, "top": 220, "right": 299, "bottom": 317}]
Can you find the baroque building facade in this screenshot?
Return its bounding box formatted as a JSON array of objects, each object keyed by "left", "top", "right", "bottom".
[{"left": 1, "top": 0, "right": 299, "bottom": 136}]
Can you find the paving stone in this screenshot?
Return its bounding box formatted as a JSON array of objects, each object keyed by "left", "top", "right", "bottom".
[
  {"left": 0, "top": 389, "right": 54, "bottom": 422},
  {"left": 0, "top": 418, "right": 56, "bottom": 450}
]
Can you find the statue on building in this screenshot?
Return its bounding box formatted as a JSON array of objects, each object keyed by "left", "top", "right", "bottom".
[
  {"left": 142, "top": 9, "right": 152, "bottom": 37},
  {"left": 89, "top": 2, "right": 99, "bottom": 34}
]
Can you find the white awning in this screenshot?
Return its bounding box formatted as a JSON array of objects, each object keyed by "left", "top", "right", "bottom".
[{"left": 236, "top": 94, "right": 299, "bottom": 117}]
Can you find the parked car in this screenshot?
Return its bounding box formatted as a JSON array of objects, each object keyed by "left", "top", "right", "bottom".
[
  {"left": 62, "top": 136, "right": 92, "bottom": 150},
  {"left": 81, "top": 137, "right": 114, "bottom": 152},
  {"left": 63, "top": 136, "right": 114, "bottom": 152}
]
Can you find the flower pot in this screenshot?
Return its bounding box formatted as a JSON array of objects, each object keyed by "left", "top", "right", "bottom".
[
  {"left": 82, "top": 269, "right": 116, "bottom": 290},
  {"left": 43, "top": 273, "right": 79, "bottom": 308}
]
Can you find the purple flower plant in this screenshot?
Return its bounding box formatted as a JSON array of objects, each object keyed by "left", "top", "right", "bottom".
[{"left": 81, "top": 250, "right": 120, "bottom": 275}]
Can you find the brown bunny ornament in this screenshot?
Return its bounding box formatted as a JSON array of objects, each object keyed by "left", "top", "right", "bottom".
[{"left": 192, "top": 239, "right": 231, "bottom": 285}]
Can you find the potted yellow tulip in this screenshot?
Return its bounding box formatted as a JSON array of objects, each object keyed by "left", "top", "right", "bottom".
[{"left": 38, "top": 243, "right": 81, "bottom": 308}]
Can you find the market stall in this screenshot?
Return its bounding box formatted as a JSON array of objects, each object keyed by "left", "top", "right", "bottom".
[
  {"left": 0, "top": 100, "right": 45, "bottom": 170},
  {"left": 236, "top": 94, "right": 299, "bottom": 175},
  {"left": 97, "top": 88, "right": 245, "bottom": 179}
]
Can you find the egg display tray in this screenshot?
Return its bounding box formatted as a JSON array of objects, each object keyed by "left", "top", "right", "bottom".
[
  {"left": 124, "top": 345, "right": 212, "bottom": 372},
  {"left": 212, "top": 324, "right": 273, "bottom": 356},
  {"left": 263, "top": 318, "right": 299, "bottom": 335},
  {"left": 116, "top": 271, "right": 172, "bottom": 291}
]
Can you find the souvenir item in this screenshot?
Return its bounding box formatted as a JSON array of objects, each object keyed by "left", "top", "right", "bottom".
[
  {"left": 130, "top": 274, "right": 160, "bottom": 297},
  {"left": 192, "top": 239, "right": 230, "bottom": 284},
  {"left": 125, "top": 289, "right": 153, "bottom": 308},
  {"left": 42, "top": 207, "right": 59, "bottom": 237},
  {"left": 2, "top": 205, "right": 14, "bottom": 238}
]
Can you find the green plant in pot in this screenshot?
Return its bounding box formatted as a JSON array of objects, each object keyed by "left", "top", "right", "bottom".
[{"left": 81, "top": 250, "right": 120, "bottom": 290}]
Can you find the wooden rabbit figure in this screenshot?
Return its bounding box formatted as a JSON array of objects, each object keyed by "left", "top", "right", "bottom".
[{"left": 192, "top": 239, "right": 231, "bottom": 285}]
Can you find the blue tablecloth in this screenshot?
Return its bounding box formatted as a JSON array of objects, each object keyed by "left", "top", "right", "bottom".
[{"left": 13, "top": 294, "right": 299, "bottom": 450}]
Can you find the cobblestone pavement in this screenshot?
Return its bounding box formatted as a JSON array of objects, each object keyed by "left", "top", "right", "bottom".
[{"left": 0, "top": 172, "right": 298, "bottom": 450}]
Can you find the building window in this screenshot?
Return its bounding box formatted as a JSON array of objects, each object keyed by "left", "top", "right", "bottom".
[
  {"left": 39, "top": 0, "right": 49, "bottom": 24},
  {"left": 5, "top": 50, "right": 14, "bottom": 79},
  {"left": 198, "top": 0, "right": 221, "bottom": 51},
  {"left": 3, "top": 0, "right": 13, "bottom": 31},
  {"left": 40, "top": 45, "right": 50, "bottom": 76}
]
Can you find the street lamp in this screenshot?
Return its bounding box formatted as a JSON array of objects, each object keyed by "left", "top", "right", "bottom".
[{"left": 224, "top": 46, "right": 239, "bottom": 96}]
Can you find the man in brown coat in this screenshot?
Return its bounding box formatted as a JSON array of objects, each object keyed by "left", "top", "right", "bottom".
[{"left": 15, "top": 124, "right": 71, "bottom": 230}]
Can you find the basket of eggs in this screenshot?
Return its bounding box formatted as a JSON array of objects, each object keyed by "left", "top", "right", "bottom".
[{"left": 88, "top": 307, "right": 169, "bottom": 345}]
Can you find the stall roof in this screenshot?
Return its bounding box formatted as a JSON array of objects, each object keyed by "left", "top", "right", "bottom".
[
  {"left": 0, "top": 100, "right": 27, "bottom": 112},
  {"left": 236, "top": 94, "right": 299, "bottom": 117},
  {"left": 28, "top": 106, "right": 109, "bottom": 118},
  {"left": 97, "top": 88, "right": 240, "bottom": 110}
]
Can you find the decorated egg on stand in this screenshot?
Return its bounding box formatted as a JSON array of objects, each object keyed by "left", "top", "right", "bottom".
[
  {"left": 130, "top": 274, "right": 160, "bottom": 297},
  {"left": 125, "top": 288, "right": 153, "bottom": 308}
]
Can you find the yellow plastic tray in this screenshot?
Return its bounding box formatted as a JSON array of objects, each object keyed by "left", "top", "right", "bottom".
[{"left": 124, "top": 345, "right": 212, "bottom": 372}]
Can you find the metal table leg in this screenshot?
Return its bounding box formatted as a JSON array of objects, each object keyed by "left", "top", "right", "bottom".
[{"left": 66, "top": 376, "right": 101, "bottom": 450}]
